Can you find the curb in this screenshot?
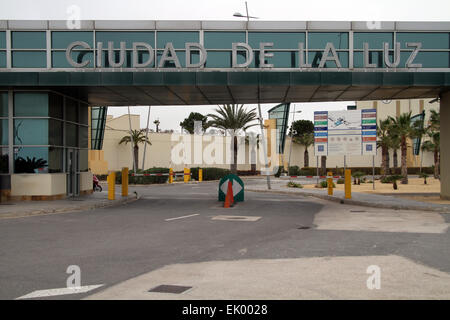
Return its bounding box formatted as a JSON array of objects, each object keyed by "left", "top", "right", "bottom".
[
  {"left": 0, "top": 194, "right": 139, "bottom": 219},
  {"left": 246, "top": 188, "right": 450, "bottom": 213}
]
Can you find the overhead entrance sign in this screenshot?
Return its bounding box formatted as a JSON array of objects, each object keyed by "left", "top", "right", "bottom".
[{"left": 314, "top": 109, "right": 377, "bottom": 156}]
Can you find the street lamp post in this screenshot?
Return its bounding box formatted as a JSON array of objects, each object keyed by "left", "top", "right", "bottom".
[{"left": 287, "top": 106, "right": 302, "bottom": 175}]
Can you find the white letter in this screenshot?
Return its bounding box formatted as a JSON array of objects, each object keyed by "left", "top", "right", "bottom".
[
  {"left": 363, "top": 43, "right": 377, "bottom": 68},
  {"left": 158, "top": 43, "right": 181, "bottom": 68},
  {"left": 185, "top": 43, "right": 207, "bottom": 68},
  {"left": 133, "top": 42, "right": 154, "bottom": 68},
  {"left": 384, "top": 42, "right": 401, "bottom": 68},
  {"left": 319, "top": 43, "right": 342, "bottom": 68},
  {"left": 366, "top": 265, "right": 381, "bottom": 290},
  {"left": 232, "top": 43, "right": 254, "bottom": 68},
  {"left": 406, "top": 42, "right": 422, "bottom": 68},
  {"left": 259, "top": 42, "right": 274, "bottom": 68},
  {"left": 108, "top": 41, "right": 126, "bottom": 68},
  {"left": 66, "top": 265, "right": 81, "bottom": 289},
  {"left": 299, "top": 43, "right": 311, "bottom": 68},
  {"left": 66, "top": 41, "right": 91, "bottom": 68}
]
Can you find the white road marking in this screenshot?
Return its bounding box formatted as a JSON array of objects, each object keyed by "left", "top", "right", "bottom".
[
  {"left": 165, "top": 214, "right": 200, "bottom": 221},
  {"left": 16, "top": 284, "right": 104, "bottom": 299},
  {"left": 212, "top": 215, "right": 261, "bottom": 222}
]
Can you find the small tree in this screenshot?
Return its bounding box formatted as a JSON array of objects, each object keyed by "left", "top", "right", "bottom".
[
  {"left": 119, "top": 129, "right": 152, "bottom": 171},
  {"left": 290, "top": 120, "right": 314, "bottom": 167},
  {"left": 377, "top": 119, "right": 392, "bottom": 177},
  {"left": 388, "top": 175, "right": 403, "bottom": 190},
  {"left": 180, "top": 112, "right": 210, "bottom": 134},
  {"left": 419, "top": 172, "right": 429, "bottom": 185},
  {"left": 352, "top": 171, "right": 365, "bottom": 185},
  {"left": 153, "top": 119, "right": 160, "bottom": 132}
]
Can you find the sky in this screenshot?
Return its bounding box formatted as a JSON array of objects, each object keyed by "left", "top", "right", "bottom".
[{"left": 2, "top": 0, "right": 449, "bottom": 132}]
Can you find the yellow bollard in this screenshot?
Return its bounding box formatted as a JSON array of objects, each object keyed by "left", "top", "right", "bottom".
[
  {"left": 169, "top": 168, "right": 174, "bottom": 184},
  {"left": 122, "top": 167, "right": 128, "bottom": 197},
  {"left": 345, "top": 169, "right": 352, "bottom": 199},
  {"left": 108, "top": 171, "right": 116, "bottom": 200},
  {"left": 327, "top": 172, "right": 333, "bottom": 196},
  {"left": 199, "top": 169, "right": 203, "bottom": 182},
  {"left": 184, "top": 168, "right": 190, "bottom": 183}
]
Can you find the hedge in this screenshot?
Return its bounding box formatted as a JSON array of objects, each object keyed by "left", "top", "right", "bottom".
[{"left": 191, "top": 167, "right": 231, "bottom": 181}]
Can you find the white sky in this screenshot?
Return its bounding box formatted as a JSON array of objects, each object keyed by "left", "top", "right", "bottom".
[{"left": 2, "top": 0, "right": 449, "bottom": 132}]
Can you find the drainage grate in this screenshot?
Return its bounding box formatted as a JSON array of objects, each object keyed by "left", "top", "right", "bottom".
[
  {"left": 148, "top": 285, "right": 192, "bottom": 294},
  {"left": 297, "top": 225, "right": 311, "bottom": 230}
]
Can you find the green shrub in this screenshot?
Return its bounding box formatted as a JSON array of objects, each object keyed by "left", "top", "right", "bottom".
[
  {"left": 300, "top": 167, "right": 317, "bottom": 176},
  {"left": 287, "top": 181, "right": 303, "bottom": 189},
  {"left": 288, "top": 166, "right": 301, "bottom": 176},
  {"left": 337, "top": 178, "right": 345, "bottom": 184},
  {"left": 191, "top": 167, "right": 231, "bottom": 181},
  {"left": 319, "top": 180, "right": 336, "bottom": 188}
]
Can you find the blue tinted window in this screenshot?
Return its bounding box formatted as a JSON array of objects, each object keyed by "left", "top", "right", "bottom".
[
  {"left": 14, "top": 93, "right": 48, "bottom": 117},
  {"left": 204, "top": 32, "right": 246, "bottom": 49},
  {"left": 12, "top": 51, "right": 46, "bottom": 68},
  {"left": 308, "top": 32, "right": 349, "bottom": 50},
  {"left": 248, "top": 32, "right": 305, "bottom": 49},
  {"left": 308, "top": 51, "right": 349, "bottom": 68},
  {"left": 205, "top": 50, "right": 249, "bottom": 68},
  {"left": 13, "top": 147, "right": 64, "bottom": 173},
  {"left": 251, "top": 51, "right": 297, "bottom": 68},
  {"left": 354, "top": 32, "right": 393, "bottom": 49},
  {"left": 400, "top": 51, "right": 450, "bottom": 68},
  {"left": 52, "top": 31, "right": 93, "bottom": 49},
  {"left": 1, "top": 119, "right": 7, "bottom": 145},
  {"left": 14, "top": 119, "right": 48, "bottom": 145},
  {"left": 0, "top": 51, "right": 6, "bottom": 68},
  {"left": 0, "top": 32, "right": 5, "bottom": 48},
  {"left": 12, "top": 31, "right": 46, "bottom": 49},
  {"left": 157, "top": 31, "right": 199, "bottom": 49},
  {"left": 0, "top": 92, "right": 7, "bottom": 116},
  {"left": 96, "top": 31, "right": 154, "bottom": 49},
  {"left": 397, "top": 32, "right": 450, "bottom": 49},
  {"left": 52, "top": 51, "right": 94, "bottom": 68}
]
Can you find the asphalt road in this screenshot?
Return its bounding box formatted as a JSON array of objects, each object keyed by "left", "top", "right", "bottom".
[{"left": 0, "top": 180, "right": 449, "bottom": 300}]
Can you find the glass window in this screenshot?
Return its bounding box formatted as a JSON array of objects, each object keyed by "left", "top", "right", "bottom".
[
  {"left": 354, "top": 51, "right": 385, "bottom": 68},
  {"left": 95, "top": 31, "right": 155, "bottom": 49},
  {"left": 308, "top": 32, "right": 349, "bottom": 50},
  {"left": 397, "top": 32, "right": 450, "bottom": 50},
  {"left": 79, "top": 104, "right": 88, "bottom": 125},
  {"left": 205, "top": 51, "right": 248, "bottom": 68},
  {"left": 12, "top": 51, "right": 46, "bottom": 68},
  {"left": 14, "top": 92, "right": 49, "bottom": 117},
  {"left": 354, "top": 32, "right": 394, "bottom": 50},
  {"left": 400, "top": 51, "right": 450, "bottom": 68},
  {"left": 251, "top": 51, "right": 297, "bottom": 68},
  {"left": 0, "top": 92, "right": 8, "bottom": 117},
  {"left": 1, "top": 119, "right": 8, "bottom": 145},
  {"left": 79, "top": 149, "right": 88, "bottom": 172},
  {"left": 66, "top": 123, "right": 78, "bottom": 147},
  {"left": 52, "top": 51, "right": 94, "bottom": 68},
  {"left": 0, "top": 147, "right": 8, "bottom": 173},
  {"left": 12, "top": 31, "right": 46, "bottom": 49},
  {"left": 48, "top": 93, "right": 63, "bottom": 119},
  {"left": 204, "top": 32, "right": 246, "bottom": 49},
  {"left": 0, "top": 51, "right": 5, "bottom": 68},
  {"left": 79, "top": 125, "right": 88, "bottom": 148},
  {"left": 14, "top": 147, "right": 49, "bottom": 173},
  {"left": 0, "top": 32, "right": 5, "bottom": 49},
  {"left": 14, "top": 119, "right": 48, "bottom": 145},
  {"left": 156, "top": 51, "right": 200, "bottom": 68},
  {"left": 249, "top": 32, "right": 305, "bottom": 49},
  {"left": 100, "top": 50, "right": 136, "bottom": 68},
  {"left": 51, "top": 31, "right": 94, "bottom": 49},
  {"left": 157, "top": 31, "right": 199, "bottom": 49},
  {"left": 49, "top": 119, "right": 63, "bottom": 146},
  {"left": 48, "top": 147, "right": 63, "bottom": 173},
  {"left": 65, "top": 98, "right": 78, "bottom": 123},
  {"left": 308, "top": 51, "right": 349, "bottom": 68}
]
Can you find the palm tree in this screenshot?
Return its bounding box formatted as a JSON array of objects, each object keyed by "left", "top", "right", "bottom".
[
  {"left": 388, "top": 112, "right": 414, "bottom": 184},
  {"left": 208, "top": 104, "right": 258, "bottom": 174},
  {"left": 119, "top": 129, "right": 151, "bottom": 171},
  {"left": 421, "top": 110, "right": 440, "bottom": 179},
  {"left": 294, "top": 132, "right": 314, "bottom": 167},
  {"left": 153, "top": 119, "right": 160, "bottom": 132},
  {"left": 377, "top": 119, "right": 391, "bottom": 177}
]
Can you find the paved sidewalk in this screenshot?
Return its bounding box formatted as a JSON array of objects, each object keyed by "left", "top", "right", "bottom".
[
  {"left": 0, "top": 191, "right": 138, "bottom": 219},
  {"left": 246, "top": 179, "right": 450, "bottom": 212}
]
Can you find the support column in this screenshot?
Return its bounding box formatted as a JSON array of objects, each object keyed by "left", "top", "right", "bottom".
[{"left": 441, "top": 91, "right": 450, "bottom": 200}]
